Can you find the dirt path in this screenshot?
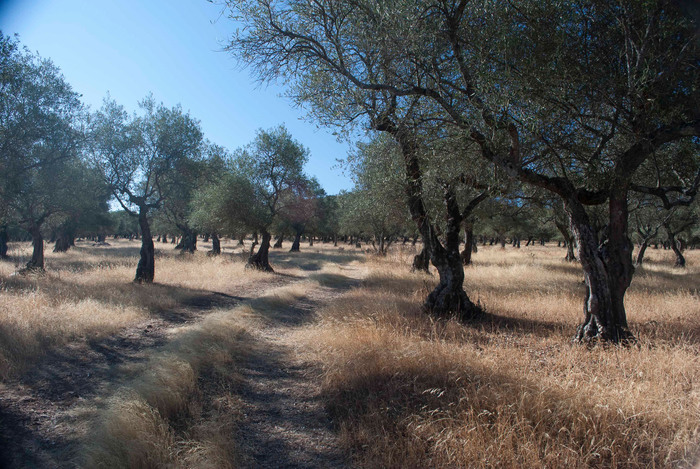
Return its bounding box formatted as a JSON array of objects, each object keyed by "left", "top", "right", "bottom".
[
  {"left": 0, "top": 276, "right": 296, "bottom": 468},
  {"left": 0, "top": 265, "right": 363, "bottom": 468},
  {"left": 235, "top": 278, "right": 361, "bottom": 469}
]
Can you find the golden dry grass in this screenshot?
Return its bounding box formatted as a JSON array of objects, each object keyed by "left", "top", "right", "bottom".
[
  {"left": 299, "top": 245, "right": 700, "bottom": 468},
  {"left": 0, "top": 238, "right": 276, "bottom": 379},
  {"left": 2, "top": 238, "right": 698, "bottom": 467},
  {"left": 84, "top": 280, "right": 319, "bottom": 468}
]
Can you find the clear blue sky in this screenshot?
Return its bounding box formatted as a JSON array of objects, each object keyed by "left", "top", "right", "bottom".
[{"left": 0, "top": 0, "right": 354, "bottom": 194}]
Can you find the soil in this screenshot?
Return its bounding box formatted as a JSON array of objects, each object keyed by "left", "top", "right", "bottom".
[{"left": 235, "top": 279, "right": 361, "bottom": 469}]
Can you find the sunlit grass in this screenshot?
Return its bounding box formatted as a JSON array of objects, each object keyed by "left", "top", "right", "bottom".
[{"left": 298, "top": 245, "right": 700, "bottom": 468}]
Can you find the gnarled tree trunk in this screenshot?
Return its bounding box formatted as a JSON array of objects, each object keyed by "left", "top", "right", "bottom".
[
  {"left": 668, "top": 234, "right": 686, "bottom": 268},
  {"left": 176, "top": 228, "right": 197, "bottom": 253},
  {"left": 412, "top": 244, "right": 430, "bottom": 273},
  {"left": 397, "top": 126, "right": 479, "bottom": 319},
  {"left": 134, "top": 209, "right": 155, "bottom": 283},
  {"left": 248, "top": 230, "right": 273, "bottom": 271},
  {"left": 273, "top": 234, "right": 284, "bottom": 248},
  {"left": 566, "top": 197, "right": 633, "bottom": 344}
]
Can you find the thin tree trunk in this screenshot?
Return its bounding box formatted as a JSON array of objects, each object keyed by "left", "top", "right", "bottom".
[
  {"left": 555, "top": 220, "right": 577, "bottom": 262},
  {"left": 273, "top": 234, "right": 284, "bottom": 248},
  {"left": 134, "top": 209, "right": 155, "bottom": 283},
  {"left": 668, "top": 233, "right": 686, "bottom": 268},
  {"left": 248, "top": 230, "right": 273, "bottom": 271},
  {"left": 290, "top": 230, "right": 301, "bottom": 252},
  {"left": 461, "top": 225, "right": 474, "bottom": 265},
  {"left": 635, "top": 241, "right": 649, "bottom": 266},
  {"left": 210, "top": 233, "right": 221, "bottom": 256}
]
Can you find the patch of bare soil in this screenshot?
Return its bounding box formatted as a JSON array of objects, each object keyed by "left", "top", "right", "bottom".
[
  {"left": 235, "top": 274, "right": 361, "bottom": 469},
  {"left": 0, "top": 276, "right": 295, "bottom": 468}
]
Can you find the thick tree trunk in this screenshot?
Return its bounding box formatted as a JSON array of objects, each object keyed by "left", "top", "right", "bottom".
[
  {"left": 389, "top": 125, "right": 479, "bottom": 320},
  {"left": 248, "top": 230, "right": 273, "bottom": 271},
  {"left": 290, "top": 230, "right": 302, "bottom": 252},
  {"left": 424, "top": 187, "right": 481, "bottom": 320},
  {"left": 53, "top": 226, "right": 75, "bottom": 253},
  {"left": 210, "top": 233, "right": 221, "bottom": 256},
  {"left": 461, "top": 225, "right": 474, "bottom": 265},
  {"left": 412, "top": 245, "right": 430, "bottom": 273},
  {"left": 273, "top": 234, "right": 284, "bottom": 248},
  {"left": 134, "top": 210, "right": 155, "bottom": 283},
  {"left": 176, "top": 229, "right": 197, "bottom": 253},
  {"left": 566, "top": 197, "right": 633, "bottom": 344},
  {"left": 1, "top": 226, "right": 9, "bottom": 259},
  {"left": 53, "top": 235, "right": 72, "bottom": 253},
  {"left": 26, "top": 225, "right": 45, "bottom": 271}
]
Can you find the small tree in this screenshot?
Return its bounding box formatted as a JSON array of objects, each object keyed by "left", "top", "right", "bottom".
[{"left": 240, "top": 126, "right": 309, "bottom": 271}]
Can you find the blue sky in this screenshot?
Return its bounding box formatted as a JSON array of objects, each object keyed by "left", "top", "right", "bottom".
[{"left": 0, "top": 0, "right": 355, "bottom": 194}]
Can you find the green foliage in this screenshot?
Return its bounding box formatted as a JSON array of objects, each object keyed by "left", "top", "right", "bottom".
[
  {"left": 0, "top": 32, "right": 90, "bottom": 239},
  {"left": 90, "top": 95, "right": 203, "bottom": 215}
]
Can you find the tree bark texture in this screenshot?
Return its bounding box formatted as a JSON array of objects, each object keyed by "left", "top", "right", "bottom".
[
  {"left": 0, "top": 226, "right": 9, "bottom": 259},
  {"left": 412, "top": 245, "right": 430, "bottom": 273},
  {"left": 134, "top": 210, "right": 155, "bottom": 283},
  {"left": 26, "top": 225, "right": 45, "bottom": 271},
  {"left": 248, "top": 230, "right": 273, "bottom": 271},
  {"left": 391, "top": 125, "right": 479, "bottom": 320},
  {"left": 461, "top": 225, "right": 474, "bottom": 265},
  {"left": 566, "top": 197, "right": 633, "bottom": 344},
  {"left": 290, "top": 230, "right": 301, "bottom": 252}
]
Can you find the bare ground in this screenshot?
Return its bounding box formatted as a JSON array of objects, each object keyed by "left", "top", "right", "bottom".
[
  {"left": 0, "top": 266, "right": 362, "bottom": 468},
  {"left": 235, "top": 277, "right": 361, "bottom": 469}
]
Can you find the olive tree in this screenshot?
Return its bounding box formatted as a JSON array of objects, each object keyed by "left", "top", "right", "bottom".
[
  {"left": 0, "top": 33, "right": 85, "bottom": 269},
  {"left": 91, "top": 96, "right": 203, "bottom": 282},
  {"left": 224, "top": 0, "right": 699, "bottom": 342}
]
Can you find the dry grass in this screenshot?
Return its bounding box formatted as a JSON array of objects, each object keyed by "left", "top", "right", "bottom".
[
  {"left": 84, "top": 280, "right": 319, "bottom": 468},
  {"left": 3, "top": 238, "right": 698, "bottom": 467},
  {"left": 0, "top": 239, "right": 275, "bottom": 379},
  {"left": 300, "top": 245, "right": 700, "bottom": 468}
]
